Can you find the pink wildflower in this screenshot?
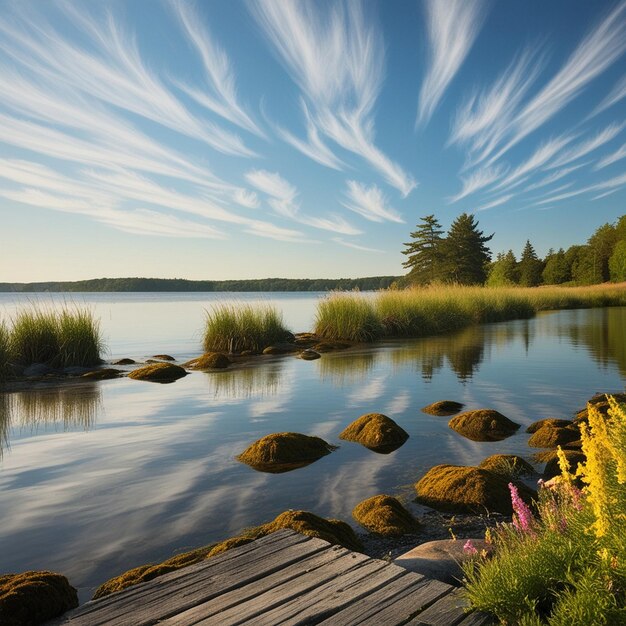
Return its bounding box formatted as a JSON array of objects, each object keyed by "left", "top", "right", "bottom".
[
  {"left": 509, "top": 482, "right": 535, "bottom": 535},
  {"left": 463, "top": 539, "right": 478, "bottom": 555}
]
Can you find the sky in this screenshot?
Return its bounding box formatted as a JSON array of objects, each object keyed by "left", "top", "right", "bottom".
[{"left": 0, "top": 0, "right": 625, "bottom": 283}]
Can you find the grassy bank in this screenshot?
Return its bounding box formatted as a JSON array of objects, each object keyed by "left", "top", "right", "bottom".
[
  {"left": 314, "top": 284, "right": 626, "bottom": 342},
  {"left": 203, "top": 303, "right": 291, "bottom": 353},
  {"left": 0, "top": 306, "right": 103, "bottom": 380}
]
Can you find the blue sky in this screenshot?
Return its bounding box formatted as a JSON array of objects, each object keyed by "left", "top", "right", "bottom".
[{"left": 0, "top": 0, "right": 625, "bottom": 282}]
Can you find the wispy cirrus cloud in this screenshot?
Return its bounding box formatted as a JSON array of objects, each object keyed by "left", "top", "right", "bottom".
[
  {"left": 595, "top": 143, "right": 626, "bottom": 170},
  {"left": 524, "top": 163, "right": 588, "bottom": 191},
  {"left": 449, "top": 164, "right": 506, "bottom": 202},
  {"left": 251, "top": 0, "right": 415, "bottom": 196},
  {"left": 535, "top": 171, "right": 626, "bottom": 205},
  {"left": 475, "top": 194, "right": 513, "bottom": 212},
  {"left": 549, "top": 122, "right": 623, "bottom": 168},
  {"left": 342, "top": 181, "right": 403, "bottom": 223},
  {"left": 418, "top": 0, "right": 487, "bottom": 126},
  {"left": 589, "top": 73, "right": 626, "bottom": 118},
  {"left": 332, "top": 238, "right": 384, "bottom": 253}
]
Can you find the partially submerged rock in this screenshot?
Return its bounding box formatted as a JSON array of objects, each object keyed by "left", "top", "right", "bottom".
[
  {"left": 421, "top": 400, "right": 464, "bottom": 416},
  {"left": 94, "top": 510, "right": 362, "bottom": 599},
  {"left": 478, "top": 454, "right": 535, "bottom": 478},
  {"left": 415, "top": 464, "right": 536, "bottom": 515},
  {"left": 339, "top": 413, "right": 409, "bottom": 453},
  {"left": 526, "top": 418, "right": 572, "bottom": 433},
  {"left": 184, "top": 353, "right": 230, "bottom": 370},
  {"left": 312, "top": 341, "right": 351, "bottom": 353},
  {"left": 528, "top": 423, "right": 580, "bottom": 448},
  {"left": 81, "top": 368, "right": 124, "bottom": 381},
  {"left": 262, "top": 343, "right": 298, "bottom": 355},
  {"left": 112, "top": 358, "right": 135, "bottom": 365},
  {"left": 128, "top": 362, "right": 187, "bottom": 383},
  {"left": 293, "top": 333, "right": 320, "bottom": 347},
  {"left": 0, "top": 571, "right": 78, "bottom": 626},
  {"left": 298, "top": 349, "right": 321, "bottom": 361},
  {"left": 152, "top": 354, "right": 175, "bottom": 361},
  {"left": 352, "top": 495, "right": 420, "bottom": 536},
  {"left": 449, "top": 409, "right": 520, "bottom": 442},
  {"left": 237, "top": 432, "right": 337, "bottom": 473}
]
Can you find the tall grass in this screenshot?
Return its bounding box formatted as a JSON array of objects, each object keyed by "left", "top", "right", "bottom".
[
  {"left": 0, "top": 322, "right": 10, "bottom": 381},
  {"left": 5, "top": 305, "right": 103, "bottom": 370},
  {"left": 203, "top": 303, "right": 291, "bottom": 353},
  {"left": 314, "top": 284, "right": 626, "bottom": 342}
]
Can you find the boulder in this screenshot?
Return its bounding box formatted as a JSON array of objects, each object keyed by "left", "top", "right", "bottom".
[
  {"left": 81, "top": 368, "right": 124, "bottom": 381},
  {"left": 262, "top": 343, "right": 298, "bottom": 355},
  {"left": 352, "top": 495, "right": 419, "bottom": 536},
  {"left": 528, "top": 423, "right": 580, "bottom": 449},
  {"left": 0, "top": 571, "right": 78, "bottom": 626},
  {"left": 421, "top": 400, "right": 464, "bottom": 416},
  {"left": 184, "top": 353, "right": 230, "bottom": 370},
  {"left": 574, "top": 393, "right": 626, "bottom": 424},
  {"left": 312, "top": 341, "right": 351, "bottom": 353},
  {"left": 339, "top": 413, "right": 409, "bottom": 453},
  {"left": 449, "top": 409, "right": 520, "bottom": 442},
  {"left": 293, "top": 333, "right": 320, "bottom": 347},
  {"left": 152, "top": 354, "right": 175, "bottom": 361},
  {"left": 298, "top": 349, "right": 321, "bottom": 361},
  {"left": 237, "top": 432, "right": 337, "bottom": 473},
  {"left": 478, "top": 454, "right": 535, "bottom": 477},
  {"left": 540, "top": 449, "right": 586, "bottom": 480},
  {"left": 415, "top": 464, "right": 536, "bottom": 515},
  {"left": 526, "top": 418, "right": 573, "bottom": 433},
  {"left": 394, "top": 539, "right": 493, "bottom": 585},
  {"left": 128, "top": 363, "right": 187, "bottom": 383},
  {"left": 112, "top": 358, "right": 135, "bottom": 365}
]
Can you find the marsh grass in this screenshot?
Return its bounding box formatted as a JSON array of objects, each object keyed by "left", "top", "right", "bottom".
[
  {"left": 6, "top": 305, "right": 103, "bottom": 369},
  {"left": 203, "top": 303, "right": 290, "bottom": 353},
  {"left": 0, "top": 323, "right": 10, "bottom": 381},
  {"left": 314, "top": 284, "right": 626, "bottom": 342}
]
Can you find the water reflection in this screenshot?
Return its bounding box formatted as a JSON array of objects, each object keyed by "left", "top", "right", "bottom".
[{"left": 205, "top": 362, "right": 284, "bottom": 399}]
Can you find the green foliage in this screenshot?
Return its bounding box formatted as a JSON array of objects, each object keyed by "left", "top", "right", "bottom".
[
  {"left": 543, "top": 248, "right": 570, "bottom": 285},
  {"left": 10, "top": 308, "right": 60, "bottom": 365},
  {"left": 609, "top": 240, "right": 626, "bottom": 282},
  {"left": 0, "top": 323, "right": 9, "bottom": 381},
  {"left": 401, "top": 215, "right": 445, "bottom": 285},
  {"left": 57, "top": 308, "right": 103, "bottom": 367},
  {"left": 203, "top": 303, "right": 291, "bottom": 353},
  {"left": 487, "top": 250, "right": 519, "bottom": 286},
  {"left": 314, "top": 293, "right": 381, "bottom": 342},
  {"left": 519, "top": 240, "right": 544, "bottom": 287}
]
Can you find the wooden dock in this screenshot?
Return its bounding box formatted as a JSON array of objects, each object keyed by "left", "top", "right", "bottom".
[{"left": 48, "top": 529, "right": 492, "bottom": 625}]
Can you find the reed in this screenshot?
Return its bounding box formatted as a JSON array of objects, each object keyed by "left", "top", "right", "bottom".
[
  {"left": 314, "top": 283, "right": 626, "bottom": 342},
  {"left": 57, "top": 307, "right": 103, "bottom": 367},
  {"left": 203, "top": 303, "right": 290, "bottom": 353},
  {"left": 0, "top": 322, "right": 10, "bottom": 381}
]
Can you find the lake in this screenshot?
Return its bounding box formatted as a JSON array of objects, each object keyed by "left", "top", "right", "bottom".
[{"left": 0, "top": 293, "right": 625, "bottom": 601}]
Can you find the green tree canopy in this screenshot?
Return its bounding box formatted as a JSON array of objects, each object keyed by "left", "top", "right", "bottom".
[
  {"left": 518, "top": 240, "right": 543, "bottom": 287},
  {"left": 542, "top": 248, "right": 569, "bottom": 284},
  {"left": 487, "top": 250, "right": 519, "bottom": 286},
  {"left": 609, "top": 240, "right": 626, "bottom": 283},
  {"left": 401, "top": 215, "right": 445, "bottom": 285}
]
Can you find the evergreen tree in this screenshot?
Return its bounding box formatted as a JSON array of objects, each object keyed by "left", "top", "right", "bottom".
[
  {"left": 542, "top": 248, "right": 569, "bottom": 284},
  {"left": 518, "top": 240, "right": 543, "bottom": 286},
  {"left": 587, "top": 222, "right": 619, "bottom": 283},
  {"left": 487, "top": 250, "right": 519, "bottom": 286},
  {"left": 609, "top": 240, "right": 626, "bottom": 282},
  {"left": 401, "top": 215, "right": 445, "bottom": 284},
  {"left": 441, "top": 213, "right": 493, "bottom": 285}
]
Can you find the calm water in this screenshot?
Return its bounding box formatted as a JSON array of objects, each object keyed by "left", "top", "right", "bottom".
[{"left": 0, "top": 293, "right": 625, "bottom": 601}]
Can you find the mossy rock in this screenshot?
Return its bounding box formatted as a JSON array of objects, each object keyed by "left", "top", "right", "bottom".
[
  {"left": 262, "top": 343, "right": 298, "bottom": 355},
  {"left": 237, "top": 432, "right": 337, "bottom": 473},
  {"left": 128, "top": 362, "right": 187, "bottom": 383},
  {"left": 293, "top": 333, "right": 320, "bottom": 347},
  {"left": 478, "top": 454, "right": 535, "bottom": 477},
  {"left": 93, "top": 543, "right": 216, "bottom": 599},
  {"left": 449, "top": 409, "right": 520, "bottom": 442},
  {"left": 528, "top": 423, "right": 580, "bottom": 449},
  {"left": 184, "top": 353, "right": 230, "bottom": 370},
  {"left": 81, "top": 368, "right": 124, "bottom": 381},
  {"left": 298, "top": 349, "right": 321, "bottom": 361},
  {"left": 415, "top": 464, "right": 536, "bottom": 515},
  {"left": 574, "top": 392, "right": 626, "bottom": 424},
  {"left": 112, "top": 358, "right": 135, "bottom": 365},
  {"left": 526, "top": 418, "right": 573, "bottom": 433},
  {"left": 95, "top": 510, "right": 362, "bottom": 601},
  {"left": 0, "top": 571, "right": 78, "bottom": 625},
  {"left": 421, "top": 400, "right": 464, "bottom": 416},
  {"left": 542, "top": 450, "right": 586, "bottom": 480},
  {"left": 339, "top": 413, "right": 409, "bottom": 453},
  {"left": 312, "top": 341, "right": 351, "bottom": 353},
  {"left": 352, "top": 495, "right": 420, "bottom": 536},
  {"left": 152, "top": 354, "right": 175, "bottom": 361}
]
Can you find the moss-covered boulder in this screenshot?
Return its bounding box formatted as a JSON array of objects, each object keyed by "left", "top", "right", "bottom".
[
  {"left": 237, "top": 432, "right": 337, "bottom": 473},
  {"left": 128, "top": 362, "right": 187, "bottom": 383},
  {"left": 537, "top": 449, "right": 586, "bottom": 480},
  {"left": 415, "top": 464, "right": 536, "bottom": 514},
  {"left": 421, "top": 400, "right": 464, "bottom": 416},
  {"left": 339, "top": 413, "right": 409, "bottom": 453},
  {"left": 262, "top": 343, "right": 298, "bottom": 355},
  {"left": 449, "top": 409, "right": 520, "bottom": 442},
  {"left": 526, "top": 418, "right": 573, "bottom": 433},
  {"left": 152, "top": 354, "right": 175, "bottom": 361},
  {"left": 94, "top": 510, "right": 362, "bottom": 600},
  {"left": 81, "top": 368, "right": 124, "bottom": 381},
  {"left": 352, "top": 495, "right": 420, "bottom": 536},
  {"left": 184, "top": 353, "right": 230, "bottom": 370},
  {"left": 574, "top": 393, "right": 626, "bottom": 424},
  {"left": 112, "top": 358, "right": 135, "bottom": 365},
  {"left": 93, "top": 543, "right": 217, "bottom": 599},
  {"left": 298, "top": 349, "right": 321, "bottom": 361},
  {"left": 478, "top": 454, "right": 535, "bottom": 478},
  {"left": 0, "top": 571, "right": 78, "bottom": 625},
  {"left": 528, "top": 423, "right": 580, "bottom": 449}
]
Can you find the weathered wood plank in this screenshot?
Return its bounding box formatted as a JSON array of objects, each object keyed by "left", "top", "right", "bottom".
[
  {"left": 455, "top": 611, "right": 494, "bottom": 626},
  {"left": 355, "top": 577, "right": 453, "bottom": 626},
  {"left": 157, "top": 544, "right": 351, "bottom": 625},
  {"left": 192, "top": 550, "right": 375, "bottom": 625},
  {"left": 315, "top": 571, "right": 426, "bottom": 625},
  {"left": 405, "top": 587, "right": 469, "bottom": 626}
]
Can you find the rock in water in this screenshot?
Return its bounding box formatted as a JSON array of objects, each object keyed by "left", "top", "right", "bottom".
[
  {"left": 352, "top": 495, "right": 419, "bottom": 536},
  {"left": 421, "top": 400, "right": 464, "bottom": 416},
  {"left": 449, "top": 409, "right": 520, "bottom": 442},
  {"left": 184, "top": 353, "right": 230, "bottom": 370},
  {"left": 339, "top": 413, "right": 409, "bottom": 453},
  {"left": 128, "top": 362, "right": 187, "bottom": 383}
]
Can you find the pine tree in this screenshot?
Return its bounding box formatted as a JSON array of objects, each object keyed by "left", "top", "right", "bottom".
[
  {"left": 542, "top": 248, "right": 569, "bottom": 284},
  {"left": 401, "top": 215, "right": 445, "bottom": 285},
  {"left": 441, "top": 213, "right": 493, "bottom": 285},
  {"left": 518, "top": 240, "right": 543, "bottom": 287}
]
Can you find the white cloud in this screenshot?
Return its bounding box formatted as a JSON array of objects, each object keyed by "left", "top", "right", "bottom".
[
  {"left": 232, "top": 188, "right": 260, "bottom": 209},
  {"left": 590, "top": 73, "right": 626, "bottom": 117},
  {"left": 244, "top": 169, "right": 298, "bottom": 204},
  {"left": 449, "top": 164, "right": 507, "bottom": 202},
  {"left": 535, "top": 171, "right": 626, "bottom": 205},
  {"left": 418, "top": 0, "right": 487, "bottom": 125},
  {"left": 342, "top": 181, "right": 404, "bottom": 223},
  {"left": 549, "top": 122, "right": 623, "bottom": 168},
  {"left": 595, "top": 143, "right": 626, "bottom": 170},
  {"left": 475, "top": 194, "right": 513, "bottom": 212},
  {"left": 524, "top": 163, "right": 588, "bottom": 191}
]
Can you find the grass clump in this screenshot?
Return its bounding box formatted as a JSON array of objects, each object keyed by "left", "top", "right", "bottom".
[
  {"left": 203, "top": 303, "right": 291, "bottom": 353},
  {"left": 478, "top": 454, "right": 535, "bottom": 478},
  {"left": 0, "top": 323, "right": 10, "bottom": 381},
  {"left": 352, "top": 495, "right": 420, "bottom": 536},
  {"left": 314, "top": 293, "right": 381, "bottom": 342},
  {"left": 339, "top": 413, "right": 409, "bottom": 452},
  {"left": 463, "top": 396, "right": 626, "bottom": 625}
]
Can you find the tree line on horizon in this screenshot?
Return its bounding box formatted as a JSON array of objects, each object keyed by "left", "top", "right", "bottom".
[{"left": 401, "top": 213, "right": 626, "bottom": 287}]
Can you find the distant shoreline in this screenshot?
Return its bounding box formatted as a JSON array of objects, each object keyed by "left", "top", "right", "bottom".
[{"left": 0, "top": 276, "right": 399, "bottom": 293}]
